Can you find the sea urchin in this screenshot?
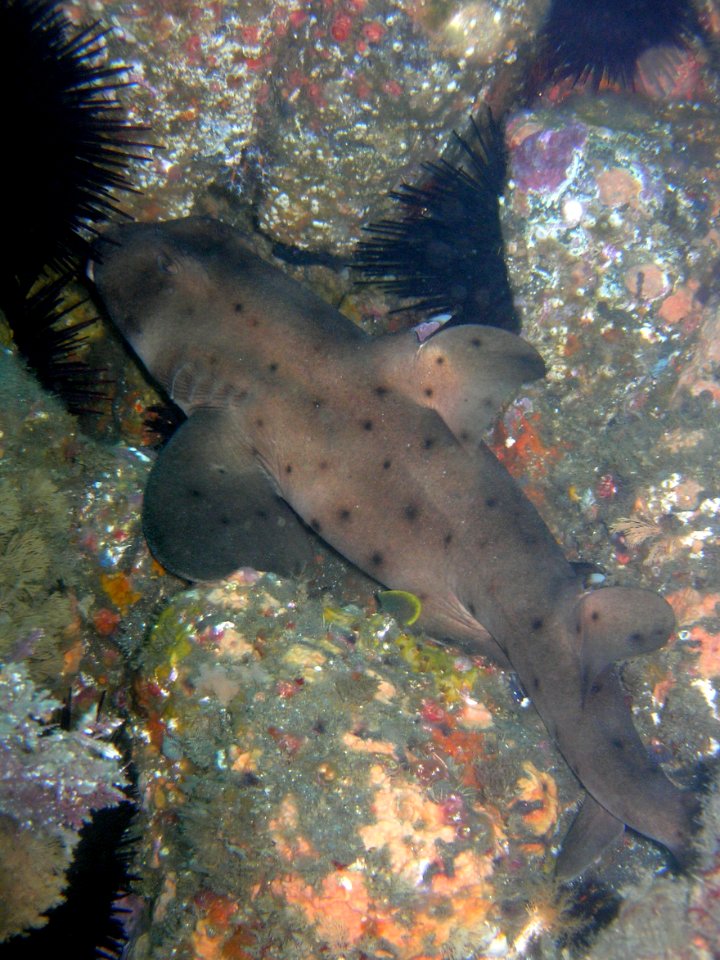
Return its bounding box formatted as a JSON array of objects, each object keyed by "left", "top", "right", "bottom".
[
  {"left": 535, "top": 0, "right": 703, "bottom": 91},
  {"left": 355, "top": 111, "right": 519, "bottom": 334},
  {"left": 1, "top": 0, "right": 149, "bottom": 296},
  {"left": 0, "top": 0, "right": 150, "bottom": 415}
]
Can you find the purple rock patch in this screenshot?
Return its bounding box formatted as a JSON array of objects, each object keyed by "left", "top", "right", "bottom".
[{"left": 512, "top": 123, "right": 587, "bottom": 194}]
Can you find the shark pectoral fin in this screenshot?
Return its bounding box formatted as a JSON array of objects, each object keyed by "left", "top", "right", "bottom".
[
  {"left": 369, "top": 325, "right": 545, "bottom": 444},
  {"left": 555, "top": 794, "right": 625, "bottom": 881},
  {"left": 142, "top": 408, "right": 315, "bottom": 581},
  {"left": 577, "top": 586, "right": 676, "bottom": 702}
]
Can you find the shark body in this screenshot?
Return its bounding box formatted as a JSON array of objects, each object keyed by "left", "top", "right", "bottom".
[{"left": 92, "top": 216, "right": 697, "bottom": 876}]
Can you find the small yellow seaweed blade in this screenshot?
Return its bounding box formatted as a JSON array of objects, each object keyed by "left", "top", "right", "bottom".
[{"left": 377, "top": 589, "right": 422, "bottom": 626}]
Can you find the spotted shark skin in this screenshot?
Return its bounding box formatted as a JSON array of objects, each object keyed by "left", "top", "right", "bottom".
[{"left": 91, "top": 216, "right": 698, "bottom": 877}]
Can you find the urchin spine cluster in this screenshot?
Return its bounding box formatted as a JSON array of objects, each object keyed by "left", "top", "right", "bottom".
[{"left": 1, "top": 0, "right": 150, "bottom": 414}]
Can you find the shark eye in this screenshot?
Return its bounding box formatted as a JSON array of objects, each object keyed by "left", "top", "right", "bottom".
[{"left": 157, "top": 250, "right": 179, "bottom": 275}]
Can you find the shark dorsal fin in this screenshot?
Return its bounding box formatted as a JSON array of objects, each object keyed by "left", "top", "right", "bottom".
[
  {"left": 368, "top": 325, "right": 546, "bottom": 445},
  {"left": 577, "top": 587, "right": 676, "bottom": 702}
]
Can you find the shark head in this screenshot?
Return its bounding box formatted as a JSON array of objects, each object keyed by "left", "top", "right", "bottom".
[
  {"left": 90, "top": 217, "right": 365, "bottom": 404},
  {"left": 89, "top": 218, "right": 246, "bottom": 374}
]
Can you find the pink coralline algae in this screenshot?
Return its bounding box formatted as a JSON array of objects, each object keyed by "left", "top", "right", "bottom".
[
  {"left": 0, "top": 662, "right": 127, "bottom": 833},
  {"left": 512, "top": 123, "right": 587, "bottom": 193}
]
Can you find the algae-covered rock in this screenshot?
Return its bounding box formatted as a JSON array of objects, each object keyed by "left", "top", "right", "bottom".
[
  {"left": 0, "top": 662, "right": 127, "bottom": 940},
  {"left": 129, "top": 573, "right": 573, "bottom": 958}
]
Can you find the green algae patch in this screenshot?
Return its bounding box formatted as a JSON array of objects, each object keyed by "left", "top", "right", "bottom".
[{"left": 145, "top": 595, "right": 205, "bottom": 673}]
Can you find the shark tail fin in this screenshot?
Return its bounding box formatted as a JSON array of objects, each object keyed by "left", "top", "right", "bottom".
[
  {"left": 555, "top": 793, "right": 625, "bottom": 880},
  {"left": 556, "top": 788, "right": 701, "bottom": 880}
]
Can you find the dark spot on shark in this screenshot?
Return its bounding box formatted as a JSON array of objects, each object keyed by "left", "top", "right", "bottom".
[
  {"left": 375, "top": 385, "right": 389, "bottom": 396},
  {"left": 311, "top": 518, "right": 322, "bottom": 532},
  {"left": 404, "top": 504, "right": 419, "bottom": 521},
  {"left": 220, "top": 515, "right": 230, "bottom": 526},
  {"left": 533, "top": 677, "right": 540, "bottom": 690},
  {"left": 268, "top": 362, "right": 279, "bottom": 372},
  {"left": 362, "top": 419, "right": 374, "bottom": 431},
  {"left": 612, "top": 738, "right": 625, "bottom": 751},
  {"left": 256, "top": 509, "right": 268, "bottom": 520},
  {"left": 471, "top": 337, "right": 482, "bottom": 347},
  {"left": 285, "top": 464, "right": 292, "bottom": 474},
  {"left": 460, "top": 430, "right": 470, "bottom": 441},
  {"left": 435, "top": 355, "right": 445, "bottom": 365},
  {"left": 485, "top": 497, "right": 497, "bottom": 508},
  {"left": 339, "top": 508, "right": 351, "bottom": 521},
  {"left": 424, "top": 387, "right": 434, "bottom": 397},
  {"left": 234, "top": 302, "right": 243, "bottom": 312},
  {"left": 370, "top": 551, "right": 384, "bottom": 566},
  {"left": 531, "top": 617, "right": 543, "bottom": 630},
  {"left": 319, "top": 460, "right": 328, "bottom": 470},
  {"left": 423, "top": 437, "right": 436, "bottom": 449},
  {"left": 591, "top": 610, "right": 600, "bottom": 621},
  {"left": 627, "top": 631, "right": 643, "bottom": 645},
  {"left": 255, "top": 417, "right": 264, "bottom": 428},
  {"left": 190, "top": 488, "right": 201, "bottom": 498},
  {"left": 444, "top": 532, "right": 453, "bottom": 546},
  {"left": 590, "top": 681, "right": 603, "bottom": 695},
  {"left": 468, "top": 602, "right": 477, "bottom": 617},
  {"left": 382, "top": 459, "right": 392, "bottom": 469}
]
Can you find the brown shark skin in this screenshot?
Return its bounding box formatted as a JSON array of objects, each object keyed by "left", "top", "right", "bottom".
[{"left": 91, "top": 216, "right": 697, "bottom": 876}]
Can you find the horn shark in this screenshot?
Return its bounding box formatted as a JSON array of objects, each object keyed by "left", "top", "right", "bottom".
[{"left": 91, "top": 216, "right": 698, "bottom": 878}]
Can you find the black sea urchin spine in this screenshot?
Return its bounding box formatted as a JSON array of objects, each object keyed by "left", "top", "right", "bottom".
[
  {"left": 2, "top": 0, "right": 150, "bottom": 291},
  {"left": 535, "top": 0, "right": 703, "bottom": 91},
  {"left": 7, "top": 275, "right": 113, "bottom": 415},
  {"left": 1, "top": 0, "right": 151, "bottom": 415},
  {"left": 354, "top": 111, "right": 519, "bottom": 334}
]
